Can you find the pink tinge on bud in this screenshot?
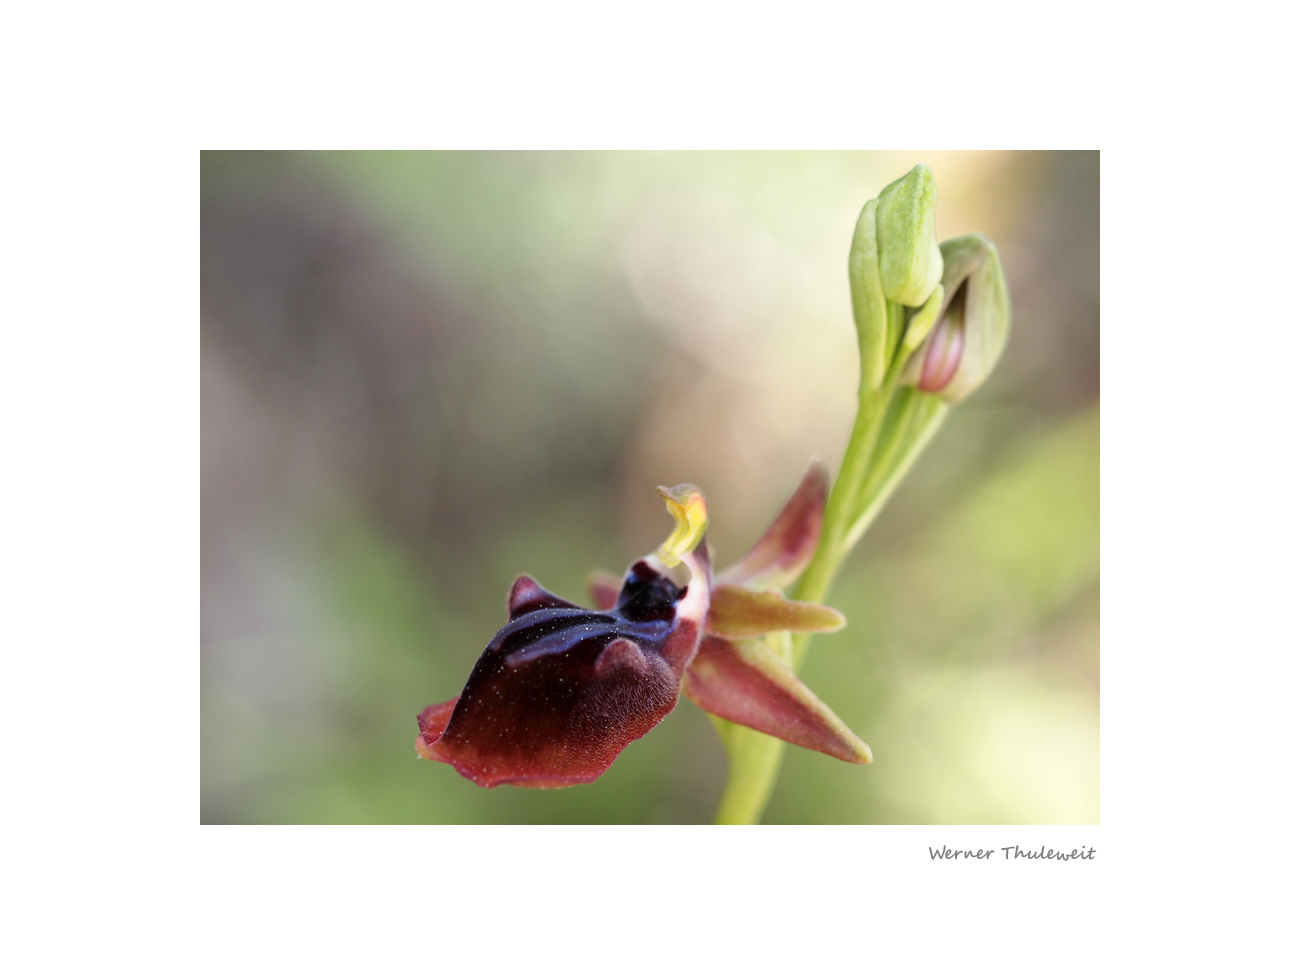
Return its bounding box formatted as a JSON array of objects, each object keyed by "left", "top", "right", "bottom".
[{"left": 916, "top": 315, "right": 964, "bottom": 393}]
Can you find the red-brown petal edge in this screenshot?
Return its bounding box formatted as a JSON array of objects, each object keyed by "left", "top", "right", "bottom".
[
  {"left": 683, "top": 635, "right": 872, "bottom": 764},
  {"left": 415, "top": 697, "right": 459, "bottom": 761},
  {"left": 706, "top": 583, "right": 846, "bottom": 639},
  {"left": 717, "top": 462, "right": 827, "bottom": 590}
]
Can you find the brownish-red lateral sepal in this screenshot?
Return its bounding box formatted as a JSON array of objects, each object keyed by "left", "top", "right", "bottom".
[{"left": 684, "top": 635, "right": 872, "bottom": 764}]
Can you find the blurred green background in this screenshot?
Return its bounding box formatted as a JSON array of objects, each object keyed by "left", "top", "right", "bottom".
[{"left": 201, "top": 151, "right": 1098, "bottom": 824}]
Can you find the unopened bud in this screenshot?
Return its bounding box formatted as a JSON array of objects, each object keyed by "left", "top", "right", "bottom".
[
  {"left": 848, "top": 198, "right": 889, "bottom": 389},
  {"left": 876, "top": 164, "right": 943, "bottom": 307},
  {"left": 901, "top": 233, "right": 1011, "bottom": 402}
]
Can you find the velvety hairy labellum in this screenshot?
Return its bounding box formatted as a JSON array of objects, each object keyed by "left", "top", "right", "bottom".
[{"left": 417, "top": 559, "right": 708, "bottom": 788}]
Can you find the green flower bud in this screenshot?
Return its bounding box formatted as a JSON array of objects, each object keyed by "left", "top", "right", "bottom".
[
  {"left": 848, "top": 198, "right": 889, "bottom": 389},
  {"left": 901, "top": 233, "right": 1011, "bottom": 403},
  {"left": 876, "top": 163, "right": 943, "bottom": 307}
]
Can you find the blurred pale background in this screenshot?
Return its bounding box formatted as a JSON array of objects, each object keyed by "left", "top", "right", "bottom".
[{"left": 201, "top": 151, "right": 1098, "bottom": 824}]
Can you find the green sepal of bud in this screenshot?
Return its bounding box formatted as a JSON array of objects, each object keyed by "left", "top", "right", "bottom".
[
  {"left": 848, "top": 198, "right": 889, "bottom": 389},
  {"left": 876, "top": 164, "right": 943, "bottom": 308}
]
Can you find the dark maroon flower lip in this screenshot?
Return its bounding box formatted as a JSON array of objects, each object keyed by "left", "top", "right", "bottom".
[{"left": 417, "top": 551, "right": 710, "bottom": 789}]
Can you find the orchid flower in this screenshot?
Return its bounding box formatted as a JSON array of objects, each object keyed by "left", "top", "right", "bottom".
[
  {"left": 416, "top": 469, "right": 870, "bottom": 788},
  {"left": 417, "top": 163, "right": 1010, "bottom": 821}
]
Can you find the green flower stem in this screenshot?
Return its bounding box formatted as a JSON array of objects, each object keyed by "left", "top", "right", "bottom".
[
  {"left": 858, "top": 390, "right": 918, "bottom": 508},
  {"left": 713, "top": 300, "right": 922, "bottom": 824},
  {"left": 792, "top": 387, "right": 889, "bottom": 625},
  {"left": 841, "top": 390, "right": 949, "bottom": 555},
  {"left": 712, "top": 720, "right": 788, "bottom": 824},
  {"left": 711, "top": 369, "right": 886, "bottom": 824},
  {"left": 791, "top": 301, "right": 910, "bottom": 665},
  {"left": 711, "top": 632, "right": 794, "bottom": 824}
]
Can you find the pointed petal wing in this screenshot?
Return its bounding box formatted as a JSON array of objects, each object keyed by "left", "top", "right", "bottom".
[
  {"left": 507, "top": 574, "right": 584, "bottom": 619},
  {"left": 683, "top": 636, "right": 872, "bottom": 764},
  {"left": 717, "top": 462, "right": 827, "bottom": 589},
  {"left": 706, "top": 583, "right": 846, "bottom": 639}
]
